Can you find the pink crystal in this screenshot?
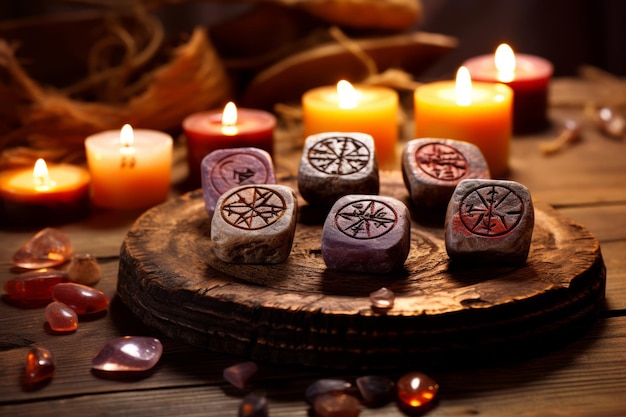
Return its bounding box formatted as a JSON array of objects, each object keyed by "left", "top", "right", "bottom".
[
  {"left": 12, "top": 228, "right": 73, "bottom": 269},
  {"left": 92, "top": 336, "right": 163, "bottom": 372},
  {"left": 45, "top": 301, "right": 78, "bottom": 332},
  {"left": 397, "top": 371, "right": 439, "bottom": 411},
  {"left": 223, "top": 361, "right": 258, "bottom": 390},
  {"left": 369, "top": 287, "right": 395, "bottom": 309},
  {"left": 51, "top": 282, "right": 109, "bottom": 315},
  {"left": 66, "top": 253, "right": 102, "bottom": 285},
  {"left": 313, "top": 393, "right": 361, "bottom": 417},
  {"left": 3, "top": 269, "right": 69, "bottom": 305},
  {"left": 24, "top": 346, "right": 55, "bottom": 384}
]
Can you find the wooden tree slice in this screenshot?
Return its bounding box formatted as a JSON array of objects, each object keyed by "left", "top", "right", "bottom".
[{"left": 117, "top": 173, "right": 606, "bottom": 370}]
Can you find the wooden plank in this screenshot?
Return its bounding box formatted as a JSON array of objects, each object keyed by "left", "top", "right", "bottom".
[{"left": 559, "top": 204, "right": 626, "bottom": 243}]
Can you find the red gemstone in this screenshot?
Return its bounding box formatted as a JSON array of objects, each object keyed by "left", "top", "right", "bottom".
[
  {"left": 313, "top": 393, "right": 361, "bottom": 417},
  {"left": 45, "top": 301, "right": 78, "bottom": 332},
  {"left": 397, "top": 372, "right": 439, "bottom": 410},
  {"left": 223, "top": 361, "right": 259, "bottom": 390},
  {"left": 3, "top": 269, "right": 69, "bottom": 305},
  {"left": 24, "top": 346, "right": 55, "bottom": 384},
  {"left": 51, "top": 283, "right": 110, "bottom": 315}
]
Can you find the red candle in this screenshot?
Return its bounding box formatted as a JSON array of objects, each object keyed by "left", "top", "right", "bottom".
[
  {"left": 183, "top": 102, "right": 276, "bottom": 187},
  {"left": 463, "top": 44, "right": 553, "bottom": 133},
  {"left": 0, "top": 159, "right": 90, "bottom": 227}
]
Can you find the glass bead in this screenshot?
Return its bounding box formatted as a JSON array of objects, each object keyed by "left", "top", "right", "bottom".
[
  {"left": 238, "top": 393, "right": 269, "bottom": 417},
  {"left": 3, "top": 269, "right": 69, "bottom": 304},
  {"left": 51, "top": 282, "right": 109, "bottom": 315},
  {"left": 92, "top": 336, "right": 163, "bottom": 372},
  {"left": 305, "top": 379, "right": 352, "bottom": 404},
  {"left": 24, "top": 346, "right": 55, "bottom": 384},
  {"left": 45, "top": 301, "right": 78, "bottom": 332},
  {"left": 12, "top": 228, "right": 73, "bottom": 269},
  {"left": 355, "top": 375, "right": 395, "bottom": 407},
  {"left": 369, "top": 287, "right": 395, "bottom": 309},
  {"left": 223, "top": 361, "right": 258, "bottom": 390},
  {"left": 396, "top": 371, "right": 439, "bottom": 410},
  {"left": 312, "top": 393, "right": 361, "bottom": 417},
  {"left": 66, "top": 253, "right": 102, "bottom": 285}
]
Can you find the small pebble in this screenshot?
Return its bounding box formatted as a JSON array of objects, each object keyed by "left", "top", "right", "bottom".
[
  {"left": 24, "top": 346, "right": 55, "bottom": 384},
  {"left": 238, "top": 393, "right": 269, "bottom": 417},
  {"left": 92, "top": 336, "right": 162, "bottom": 372},
  {"left": 51, "top": 282, "right": 110, "bottom": 315},
  {"left": 396, "top": 372, "right": 439, "bottom": 411},
  {"left": 369, "top": 287, "right": 395, "bottom": 310},
  {"left": 45, "top": 301, "right": 78, "bottom": 332},
  {"left": 66, "top": 253, "right": 102, "bottom": 285},
  {"left": 223, "top": 361, "right": 259, "bottom": 390},
  {"left": 313, "top": 393, "right": 361, "bottom": 417}
]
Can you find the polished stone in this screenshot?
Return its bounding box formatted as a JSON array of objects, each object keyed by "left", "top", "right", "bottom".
[
  {"left": 66, "top": 253, "right": 102, "bottom": 285},
  {"left": 356, "top": 375, "right": 395, "bottom": 407},
  {"left": 298, "top": 132, "right": 379, "bottom": 206},
  {"left": 12, "top": 228, "right": 73, "bottom": 269},
  {"left": 305, "top": 379, "right": 352, "bottom": 404},
  {"left": 45, "top": 301, "right": 78, "bottom": 332},
  {"left": 92, "top": 336, "right": 163, "bottom": 372},
  {"left": 445, "top": 179, "right": 534, "bottom": 266},
  {"left": 396, "top": 372, "right": 439, "bottom": 410},
  {"left": 24, "top": 346, "right": 55, "bottom": 384},
  {"left": 312, "top": 393, "right": 361, "bottom": 417},
  {"left": 369, "top": 287, "right": 395, "bottom": 310},
  {"left": 51, "top": 283, "right": 110, "bottom": 315},
  {"left": 3, "top": 269, "right": 69, "bottom": 304},
  {"left": 223, "top": 361, "right": 258, "bottom": 390},
  {"left": 322, "top": 195, "right": 410, "bottom": 274},
  {"left": 238, "top": 393, "right": 269, "bottom": 417}
]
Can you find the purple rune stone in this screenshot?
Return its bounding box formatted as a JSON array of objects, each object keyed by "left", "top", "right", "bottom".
[
  {"left": 201, "top": 147, "right": 276, "bottom": 219},
  {"left": 321, "top": 194, "right": 410, "bottom": 274},
  {"left": 402, "top": 138, "right": 490, "bottom": 209},
  {"left": 298, "top": 132, "right": 379, "bottom": 206},
  {"left": 305, "top": 379, "right": 352, "bottom": 404},
  {"left": 445, "top": 179, "right": 534, "bottom": 266},
  {"left": 238, "top": 393, "right": 269, "bottom": 417},
  {"left": 223, "top": 361, "right": 259, "bottom": 390},
  {"left": 356, "top": 375, "right": 395, "bottom": 407},
  {"left": 92, "top": 336, "right": 163, "bottom": 372},
  {"left": 12, "top": 228, "right": 73, "bottom": 269}
]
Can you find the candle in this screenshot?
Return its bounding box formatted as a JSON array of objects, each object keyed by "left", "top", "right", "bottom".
[
  {"left": 0, "top": 159, "right": 90, "bottom": 226},
  {"left": 463, "top": 43, "right": 553, "bottom": 133},
  {"left": 302, "top": 80, "right": 399, "bottom": 166},
  {"left": 183, "top": 102, "right": 276, "bottom": 187},
  {"left": 414, "top": 67, "right": 513, "bottom": 178},
  {"left": 84, "top": 124, "right": 173, "bottom": 210}
]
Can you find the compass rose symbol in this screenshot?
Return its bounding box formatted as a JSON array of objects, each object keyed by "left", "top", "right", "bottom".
[
  {"left": 220, "top": 186, "right": 286, "bottom": 230},
  {"left": 416, "top": 143, "right": 468, "bottom": 181},
  {"left": 459, "top": 184, "right": 524, "bottom": 236},
  {"left": 308, "top": 136, "right": 371, "bottom": 175},
  {"left": 334, "top": 199, "right": 398, "bottom": 239}
]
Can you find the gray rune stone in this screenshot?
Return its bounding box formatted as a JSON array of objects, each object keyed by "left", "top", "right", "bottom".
[
  {"left": 321, "top": 194, "right": 410, "bottom": 274},
  {"left": 201, "top": 147, "right": 276, "bottom": 219},
  {"left": 211, "top": 184, "right": 297, "bottom": 264},
  {"left": 444, "top": 179, "right": 534, "bottom": 266},
  {"left": 402, "top": 138, "right": 490, "bottom": 209},
  {"left": 298, "top": 132, "right": 379, "bottom": 206}
]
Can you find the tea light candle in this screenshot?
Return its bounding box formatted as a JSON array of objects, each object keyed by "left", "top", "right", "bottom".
[
  {"left": 302, "top": 80, "right": 399, "bottom": 166},
  {"left": 85, "top": 124, "right": 173, "bottom": 210},
  {"left": 183, "top": 102, "right": 276, "bottom": 186},
  {"left": 0, "top": 159, "right": 90, "bottom": 226},
  {"left": 463, "top": 43, "right": 553, "bottom": 133},
  {"left": 414, "top": 67, "right": 513, "bottom": 178}
]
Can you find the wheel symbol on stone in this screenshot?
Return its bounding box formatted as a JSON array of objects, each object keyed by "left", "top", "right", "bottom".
[
  {"left": 335, "top": 199, "right": 397, "bottom": 239},
  {"left": 210, "top": 153, "right": 270, "bottom": 194},
  {"left": 220, "top": 186, "right": 286, "bottom": 230},
  {"left": 308, "top": 136, "right": 371, "bottom": 175},
  {"left": 416, "top": 143, "right": 468, "bottom": 181},
  {"left": 459, "top": 184, "right": 524, "bottom": 236}
]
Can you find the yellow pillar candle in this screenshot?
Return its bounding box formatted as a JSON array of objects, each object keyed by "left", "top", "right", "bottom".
[
  {"left": 85, "top": 124, "right": 173, "bottom": 209},
  {"left": 414, "top": 67, "right": 513, "bottom": 178},
  {"left": 303, "top": 80, "right": 399, "bottom": 166}
]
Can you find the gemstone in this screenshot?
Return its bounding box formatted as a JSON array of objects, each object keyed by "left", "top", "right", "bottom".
[
  {"left": 396, "top": 372, "right": 439, "bottom": 410},
  {"left": 24, "top": 346, "right": 55, "bottom": 384},
  {"left": 238, "top": 393, "right": 269, "bottom": 417},
  {"left": 401, "top": 138, "right": 490, "bottom": 209},
  {"left": 444, "top": 179, "right": 534, "bottom": 266},
  {"left": 305, "top": 379, "right": 352, "bottom": 404},
  {"left": 312, "top": 393, "right": 361, "bottom": 417},
  {"left": 355, "top": 375, "right": 395, "bottom": 407},
  {"left": 45, "top": 301, "right": 78, "bottom": 332},
  {"left": 3, "top": 269, "right": 69, "bottom": 304},
  {"left": 223, "top": 361, "right": 258, "bottom": 390},
  {"left": 298, "top": 132, "right": 379, "bottom": 206},
  {"left": 92, "top": 336, "right": 163, "bottom": 372},
  {"left": 211, "top": 184, "right": 298, "bottom": 264},
  {"left": 321, "top": 195, "right": 410, "bottom": 274},
  {"left": 369, "top": 287, "right": 395, "bottom": 310},
  {"left": 51, "top": 282, "right": 110, "bottom": 315},
  {"left": 596, "top": 106, "right": 625, "bottom": 138},
  {"left": 66, "top": 253, "right": 102, "bottom": 285},
  {"left": 12, "top": 228, "right": 73, "bottom": 269}
]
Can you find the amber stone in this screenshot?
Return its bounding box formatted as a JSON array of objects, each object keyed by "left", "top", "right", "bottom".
[
  {"left": 51, "top": 283, "right": 110, "bottom": 315},
  {"left": 66, "top": 253, "right": 102, "bottom": 285},
  {"left": 396, "top": 372, "right": 439, "bottom": 410},
  {"left": 355, "top": 375, "right": 395, "bottom": 407},
  {"left": 45, "top": 301, "right": 78, "bottom": 332},
  {"left": 12, "top": 228, "right": 73, "bottom": 269},
  {"left": 312, "top": 393, "right": 361, "bottom": 417},
  {"left": 3, "top": 269, "right": 69, "bottom": 304},
  {"left": 24, "top": 346, "right": 55, "bottom": 384},
  {"left": 92, "top": 336, "right": 163, "bottom": 372},
  {"left": 223, "top": 361, "right": 258, "bottom": 390},
  {"left": 238, "top": 393, "right": 269, "bottom": 417}
]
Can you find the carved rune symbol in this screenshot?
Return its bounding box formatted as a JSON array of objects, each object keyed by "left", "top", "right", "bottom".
[
  {"left": 335, "top": 199, "right": 397, "bottom": 239},
  {"left": 308, "top": 136, "right": 370, "bottom": 175},
  {"left": 233, "top": 168, "right": 255, "bottom": 184},
  {"left": 459, "top": 184, "right": 524, "bottom": 236},
  {"left": 220, "top": 186, "right": 286, "bottom": 230},
  {"left": 416, "top": 143, "right": 468, "bottom": 181},
  {"left": 210, "top": 153, "right": 269, "bottom": 194}
]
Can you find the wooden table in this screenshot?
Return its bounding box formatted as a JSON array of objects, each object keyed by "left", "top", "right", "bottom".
[{"left": 1, "top": 78, "right": 625, "bottom": 416}]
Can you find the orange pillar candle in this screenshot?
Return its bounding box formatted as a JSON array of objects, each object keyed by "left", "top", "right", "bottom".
[
  {"left": 85, "top": 124, "right": 173, "bottom": 210},
  {"left": 0, "top": 159, "right": 90, "bottom": 226},
  {"left": 414, "top": 67, "right": 513, "bottom": 178},
  {"left": 302, "top": 80, "right": 399, "bottom": 166}
]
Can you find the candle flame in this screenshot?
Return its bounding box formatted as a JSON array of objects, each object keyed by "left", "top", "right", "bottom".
[
  {"left": 455, "top": 66, "right": 472, "bottom": 106},
  {"left": 120, "top": 124, "right": 134, "bottom": 147},
  {"left": 495, "top": 43, "right": 516, "bottom": 82},
  {"left": 337, "top": 80, "right": 358, "bottom": 109},
  {"left": 33, "top": 158, "right": 56, "bottom": 191},
  {"left": 221, "top": 101, "right": 239, "bottom": 136}
]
